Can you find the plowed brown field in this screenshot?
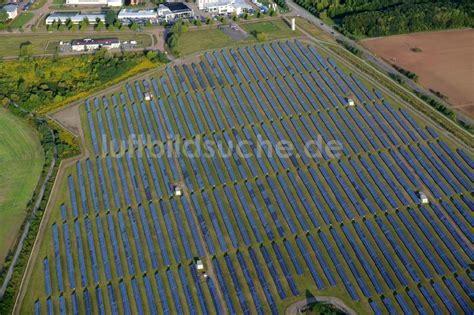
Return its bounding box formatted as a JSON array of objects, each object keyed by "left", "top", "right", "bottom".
[{"left": 361, "top": 29, "right": 474, "bottom": 117}]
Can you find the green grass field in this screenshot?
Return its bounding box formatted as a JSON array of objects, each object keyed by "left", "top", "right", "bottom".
[
  {"left": 0, "top": 33, "right": 153, "bottom": 57},
  {"left": 8, "top": 12, "right": 34, "bottom": 29},
  {"left": 176, "top": 19, "right": 301, "bottom": 56},
  {"left": 176, "top": 27, "right": 238, "bottom": 56},
  {"left": 0, "top": 107, "right": 44, "bottom": 265},
  {"left": 241, "top": 19, "right": 300, "bottom": 40},
  {"left": 20, "top": 39, "right": 473, "bottom": 315}
]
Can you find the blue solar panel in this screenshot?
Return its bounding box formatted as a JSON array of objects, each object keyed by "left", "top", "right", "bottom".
[
  {"left": 419, "top": 206, "right": 469, "bottom": 268},
  {"left": 167, "top": 96, "right": 187, "bottom": 137},
  {"left": 212, "top": 258, "right": 236, "bottom": 314},
  {"left": 419, "top": 285, "right": 441, "bottom": 314},
  {"left": 190, "top": 265, "right": 210, "bottom": 314},
  {"left": 374, "top": 216, "right": 421, "bottom": 282},
  {"left": 81, "top": 218, "right": 99, "bottom": 286},
  {"left": 61, "top": 222, "right": 76, "bottom": 290},
  {"left": 117, "top": 210, "right": 136, "bottom": 276},
  {"left": 73, "top": 220, "right": 88, "bottom": 287},
  {"left": 71, "top": 292, "right": 79, "bottom": 315},
  {"left": 75, "top": 162, "right": 89, "bottom": 215},
  {"left": 235, "top": 48, "right": 259, "bottom": 81},
  {"left": 281, "top": 239, "right": 302, "bottom": 276},
  {"left": 59, "top": 294, "right": 66, "bottom": 315},
  {"left": 235, "top": 251, "right": 264, "bottom": 315},
  {"left": 143, "top": 275, "right": 158, "bottom": 314},
  {"left": 432, "top": 142, "right": 473, "bottom": 187},
  {"left": 158, "top": 202, "right": 180, "bottom": 262},
  {"left": 295, "top": 237, "right": 324, "bottom": 289},
  {"left": 95, "top": 158, "right": 110, "bottom": 211},
  {"left": 165, "top": 67, "right": 180, "bottom": 94},
  {"left": 125, "top": 151, "right": 142, "bottom": 203},
  {"left": 86, "top": 100, "right": 100, "bottom": 156},
  {"left": 329, "top": 229, "right": 370, "bottom": 297},
  {"left": 370, "top": 299, "right": 383, "bottom": 315},
  {"left": 166, "top": 269, "right": 184, "bottom": 314},
  {"left": 131, "top": 277, "right": 145, "bottom": 315},
  {"left": 318, "top": 230, "right": 364, "bottom": 301},
  {"left": 52, "top": 223, "right": 64, "bottom": 292},
  {"left": 247, "top": 248, "right": 278, "bottom": 314},
  {"left": 105, "top": 156, "right": 120, "bottom": 209},
  {"left": 178, "top": 266, "right": 198, "bottom": 314},
  {"left": 34, "top": 300, "right": 41, "bottom": 315},
  {"left": 95, "top": 105, "right": 109, "bottom": 156},
  {"left": 95, "top": 215, "right": 112, "bottom": 281},
  {"left": 114, "top": 157, "right": 131, "bottom": 206},
  {"left": 205, "top": 52, "right": 224, "bottom": 86},
  {"left": 442, "top": 278, "right": 470, "bottom": 313},
  {"left": 245, "top": 46, "right": 269, "bottom": 79},
  {"left": 137, "top": 205, "right": 159, "bottom": 270},
  {"left": 352, "top": 221, "right": 396, "bottom": 290},
  {"left": 269, "top": 42, "right": 294, "bottom": 75},
  {"left": 182, "top": 64, "right": 198, "bottom": 90},
  {"left": 46, "top": 297, "right": 53, "bottom": 315},
  {"left": 341, "top": 225, "right": 383, "bottom": 294},
  {"left": 260, "top": 245, "right": 289, "bottom": 299},
  {"left": 96, "top": 286, "right": 106, "bottom": 315},
  {"left": 397, "top": 211, "right": 445, "bottom": 275},
  {"left": 157, "top": 98, "right": 175, "bottom": 139},
  {"left": 148, "top": 203, "right": 170, "bottom": 266},
  {"left": 154, "top": 272, "right": 170, "bottom": 315},
  {"left": 207, "top": 276, "right": 224, "bottom": 314},
  {"left": 119, "top": 280, "right": 132, "bottom": 315},
  {"left": 107, "top": 283, "right": 119, "bottom": 315},
  {"left": 43, "top": 257, "right": 52, "bottom": 296}
]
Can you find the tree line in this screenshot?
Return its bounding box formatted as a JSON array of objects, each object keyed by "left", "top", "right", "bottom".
[{"left": 293, "top": 0, "right": 473, "bottom": 37}]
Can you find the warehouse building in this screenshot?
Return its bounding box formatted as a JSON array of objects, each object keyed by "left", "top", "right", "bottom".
[
  {"left": 197, "top": 0, "right": 251, "bottom": 15},
  {"left": 65, "top": 0, "right": 122, "bottom": 7},
  {"left": 117, "top": 3, "right": 193, "bottom": 23},
  {"left": 45, "top": 12, "right": 106, "bottom": 25},
  {"left": 117, "top": 8, "right": 158, "bottom": 22},
  {"left": 71, "top": 38, "right": 120, "bottom": 51}
]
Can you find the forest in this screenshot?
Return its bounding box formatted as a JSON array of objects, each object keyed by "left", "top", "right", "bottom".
[{"left": 293, "top": 0, "right": 473, "bottom": 36}]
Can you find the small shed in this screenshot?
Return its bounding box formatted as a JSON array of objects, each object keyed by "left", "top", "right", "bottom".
[
  {"left": 347, "top": 98, "right": 355, "bottom": 106},
  {"left": 419, "top": 192, "right": 428, "bottom": 204},
  {"left": 174, "top": 186, "right": 182, "bottom": 197},
  {"left": 196, "top": 260, "right": 204, "bottom": 270},
  {"left": 144, "top": 92, "right": 152, "bottom": 101}
]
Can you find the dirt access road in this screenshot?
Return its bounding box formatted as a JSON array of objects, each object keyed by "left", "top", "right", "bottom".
[{"left": 361, "top": 29, "right": 474, "bottom": 118}]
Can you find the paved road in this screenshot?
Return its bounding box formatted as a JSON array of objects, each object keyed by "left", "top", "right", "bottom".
[{"left": 285, "top": 0, "right": 473, "bottom": 127}]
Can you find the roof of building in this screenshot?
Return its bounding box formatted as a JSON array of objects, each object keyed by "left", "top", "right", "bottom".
[
  {"left": 71, "top": 38, "right": 120, "bottom": 46},
  {"left": 2, "top": 3, "right": 18, "bottom": 12},
  {"left": 46, "top": 12, "right": 106, "bottom": 22},
  {"left": 163, "top": 2, "right": 192, "bottom": 13},
  {"left": 117, "top": 8, "right": 157, "bottom": 18}
]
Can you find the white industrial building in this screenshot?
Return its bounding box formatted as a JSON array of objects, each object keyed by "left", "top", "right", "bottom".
[
  {"left": 45, "top": 12, "right": 106, "bottom": 25},
  {"left": 197, "top": 0, "right": 251, "bottom": 15},
  {"left": 2, "top": 4, "right": 18, "bottom": 20},
  {"left": 117, "top": 8, "right": 158, "bottom": 21},
  {"left": 65, "top": 0, "right": 122, "bottom": 6},
  {"left": 71, "top": 38, "right": 120, "bottom": 51},
  {"left": 117, "top": 3, "right": 193, "bottom": 23}
]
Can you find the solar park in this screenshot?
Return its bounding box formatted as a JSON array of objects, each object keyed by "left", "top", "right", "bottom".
[{"left": 24, "top": 40, "right": 473, "bottom": 314}]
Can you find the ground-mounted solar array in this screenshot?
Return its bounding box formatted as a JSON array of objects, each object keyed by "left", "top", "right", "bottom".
[{"left": 25, "top": 40, "right": 473, "bottom": 314}]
